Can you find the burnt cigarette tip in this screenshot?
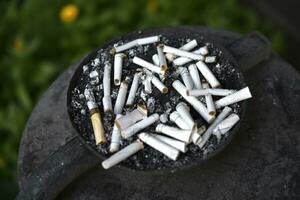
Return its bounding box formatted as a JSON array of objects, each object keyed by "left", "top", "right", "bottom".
[
  {"left": 114, "top": 79, "right": 120, "bottom": 85},
  {"left": 186, "top": 90, "right": 190, "bottom": 96},
  {"left": 162, "top": 87, "right": 168, "bottom": 94},
  {"left": 160, "top": 64, "right": 168, "bottom": 71},
  {"left": 157, "top": 43, "right": 164, "bottom": 48},
  {"left": 96, "top": 139, "right": 106, "bottom": 145},
  {"left": 215, "top": 84, "right": 222, "bottom": 88},
  {"left": 209, "top": 111, "right": 216, "bottom": 116},
  {"left": 137, "top": 103, "right": 148, "bottom": 115},
  {"left": 110, "top": 47, "right": 116, "bottom": 54},
  {"left": 115, "top": 120, "right": 121, "bottom": 130}
]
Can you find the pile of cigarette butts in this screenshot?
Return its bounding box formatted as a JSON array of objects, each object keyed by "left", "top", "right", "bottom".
[{"left": 83, "top": 35, "right": 252, "bottom": 170}]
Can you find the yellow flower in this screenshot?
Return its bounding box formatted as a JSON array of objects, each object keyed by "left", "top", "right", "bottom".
[
  {"left": 13, "top": 38, "right": 23, "bottom": 51},
  {"left": 147, "top": 0, "right": 158, "bottom": 12},
  {"left": 60, "top": 4, "right": 79, "bottom": 23}
]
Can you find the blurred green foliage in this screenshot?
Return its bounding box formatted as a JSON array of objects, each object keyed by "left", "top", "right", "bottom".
[{"left": 0, "top": 0, "right": 285, "bottom": 198}]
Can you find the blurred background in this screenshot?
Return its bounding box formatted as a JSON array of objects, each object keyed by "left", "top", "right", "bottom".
[{"left": 1, "top": 0, "right": 299, "bottom": 198}]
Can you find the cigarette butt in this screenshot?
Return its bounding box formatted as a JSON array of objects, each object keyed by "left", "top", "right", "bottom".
[
  {"left": 196, "top": 61, "right": 221, "bottom": 88},
  {"left": 152, "top": 54, "right": 160, "bottom": 66},
  {"left": 114, "top": 81, "right": 128, "bottom": 115},
  {"left": 155, "top": 124, "right": 193, "bottom": 143},
  {"left": 176, "top": 102, "right": 196, "bottom": 130},
  {"left": 126, "top": 72, "right": 140, "bottom": 106},
  {"left": 165, "top": 39, "right": 198, "bottom": 61},
  {"left": 215, "top": 87, "right": 252, "bottom": 109},
  {"left": 191, "top": 132, "right": 202, "bottom": 145},
  {"left": 133, "top": 56, "right": 163, "bottom": 75},
  {"left": 102, "top": 140, "right": 144, "bottom": 169},
  {"left": 137, "top": 36, "right": 160, "bottom": 45},
  {"left": 172, "top": 80, "right": 215, "bottom": 123},
  {"left": 177, "top": 67, "right": 194, "bottom": 90},
  {"left": 109, "top": 114, "right": 122, "bottom": 153},
  {"left": 114, "top": 53, "right": 125, "bottom": 86},
  {"left": 213, "top": 113, "right": 240, "bottom": 140},
  {"left": 169, "top": 111, "right": 190, "bottom": 130},
  {"left": 151, "top": 75, "right": 168, "bottom": 93},
  {"left": 143, "top": 75, "right": 153, "bottom": 94},
  {"left": 199, "top": 46, "right": 209, "bottom": 56},
  {"left": 188, "top": 64, "right": 202, "bottom": 89},
  {"left": 113, "top": 40, "right": 138, "bottom": 53},
  {"left": 121, "top": 113, "right": 160, "bottom": 139},
  {"left": 90, "top": 110, "right": 106, "bottom": 145},
  {"left": 198, "top": 106, "right": 232, "bottom": 148},
  {"left": 203, "top": 82, "right": 216, "bottom": 116},
  {"left": 157, "top": 44, "right": 168, "bottom": 71},
  {"left": 152, "top": 134, "right": 187, "bottom": 153},
  {"left": 163, "top": 45, "right": 204, "bottom": 60},
  {"left": 139, "top": 132, "right": 180, "bottom": 161},
  {"left": 172, "top": 47, "right": 205, "bottom": 66},
  {"left": 115, "top": 106, "right": 147, "bottom": 130}
]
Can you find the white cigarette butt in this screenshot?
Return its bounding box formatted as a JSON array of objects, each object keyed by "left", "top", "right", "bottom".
[
  {"left": 198, "top": 106, "right": 232, "bottom": 148},
  {"left": 191, "top": 132, "right": 202, "bottom": 145},
  {"left": 139, "top": 132, "right": 180, "bottom": 161},
  {"left": 152, "top": 134, "right": 187, "bottom": 153},
  {"left": 114, "top": 53, "right": 125, "bottom": 85},
  {"left": 133, "top": 56, "right": 163, "bottom": 75},
  {"left": 155, "top": 124, "right": 193, "bottom": 143},
  {"left": 102, "top": 63, "right": 112, "bottom": 112},
  {"left": 121, "top": 113, "right": 160, "bottom": 139},
  {"left": 113, "top": 40, "right": 138, "bottom": 53},
  {"left": 213, "top": 113, "right": 240, "bottom": 140},
  {"left": 143, "top": 75, "right": 153, "bottom": 94},
  {"left": 102, "top": 140, "right": 144, "bottom": 169},
  {"left": 126, "top": 73, "right": 140, "bottom": 106},
  {"left": 187, "top": 88, "right": 236, "bottom": 97},
  {"left": 112, "top": 36, "right": 160, "bottom": 53},
  {"left": 114, "top": 81, "right": 128, "bottom": 115},
  {"left": 159, "top": 113, "right": 168, "bottom": 123},
  {"left": 177, "top": 67, "right": 194, "bottom": 90},
  {"left": 203, "top": 82, "right": 216, "bottom": 116},
  {"left": 137, "top": 36, "right": 160, "bottom": 45},
  {"left": 172, "top": 47, "right": 206, "bottom": 65},
  {"left": 169, "top": 111, "right": 190, "bottom": 130},
  {"left": 109, "top": 114, "right": 123, "bottom": 153},
  {"left": 165, "top": 39, "right": 198, "bottom": 61},
  {"left": 163, "top": 45, "right": 204, "bottom": 61},
  {"left": 188, "top": 64, "right": 202, "bottom": 89},
  {"left": 151, "top": 74, "right": 168, "bottom": 93},
  {"left": 172, "top": 80, "right": 215, "bottom": 123},
  {"left": 157, "top": 44, "right": 168, "bottom": 71},
  {"left": 208, "top": 88, "right": 236, "bottom": 96},
  {"left": 115, "top": 105, "right": 147, "bottom": 130},
  {"left": 102, "top": 96, "right": 113, "bottom": 113},
  {"left": 181, "top": 39, "right": 198, "bottom": 51},
  {"left": 196, "top": 61, "right": 221, "bottom": 88},
  {"left": 215, "top": 87, "right": 252, "bottom": 108},
  {"left": 199, "top": 46, "right": 209, "bottom": 56},
  {"left": 152, "top": 54, "right": 160, "bottom": 66},
  {"left": 176, "top": 102, "right": 196, "bottom": 130}
]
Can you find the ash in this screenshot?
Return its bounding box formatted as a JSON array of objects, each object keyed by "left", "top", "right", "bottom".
[{"left": 69, "top": 33, "right": 244, "bottom": 171}]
